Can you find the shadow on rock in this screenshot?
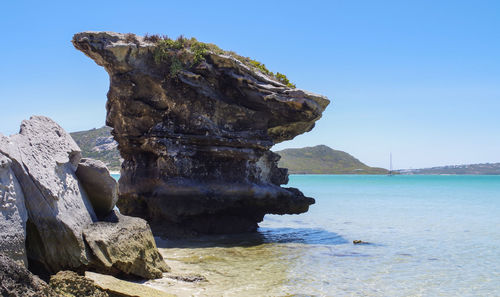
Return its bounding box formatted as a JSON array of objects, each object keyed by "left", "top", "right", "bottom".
[{"left": 155, "top": 227, "right": 348, "bottom": 249}]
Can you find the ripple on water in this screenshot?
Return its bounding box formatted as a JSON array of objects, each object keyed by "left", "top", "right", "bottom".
[{"left": 142, "top": 175, "right": 500, "bottom": 296}]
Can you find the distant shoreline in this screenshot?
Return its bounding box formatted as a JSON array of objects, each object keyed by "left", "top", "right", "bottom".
[
  {"left": 290, "top": 173, "right": 500, "bottom": 175},
  {"left": 107, "top": 172, "right": 500, "bottom": 176}
]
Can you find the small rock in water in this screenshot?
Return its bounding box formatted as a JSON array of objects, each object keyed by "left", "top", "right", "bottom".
[
  {"left": 165, "top": 273, "right": 206, "bottom": 283},
  {"left": 353, "top": 240, "right": 370, "bottom": 245}
]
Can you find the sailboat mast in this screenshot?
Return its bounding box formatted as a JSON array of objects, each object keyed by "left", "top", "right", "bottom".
[{"left": 390, "top": 152, "right": 393, "bottom": 174}]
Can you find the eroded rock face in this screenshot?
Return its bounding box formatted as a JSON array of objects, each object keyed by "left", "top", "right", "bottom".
[
  {"left": 83, "top": 211, "right": 170, "bottom": 279},
  {"left": 0, "top": 153, "right": 28, "bottom": 267},
  {"left": 73, "top": 31, "right": 329, "bottom": 235},
  {"left": 76, "top": 158, "right": 118, "bottom": 218},
  {"left": 0, "top": 116, "right": 97, "bottom": 272}
]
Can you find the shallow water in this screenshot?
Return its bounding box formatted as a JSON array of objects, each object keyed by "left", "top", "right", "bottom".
[{"left": 119, "top": 175, "right": 500, "bottom": 296}]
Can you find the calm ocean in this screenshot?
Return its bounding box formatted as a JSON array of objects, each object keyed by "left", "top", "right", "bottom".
[{"left": 113, "top": 174, "right": 500, "bottom": 296}]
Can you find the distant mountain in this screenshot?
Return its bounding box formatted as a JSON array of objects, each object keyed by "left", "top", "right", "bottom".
[
  {"left": 275, "top": 145, "right": 389, "bottom": 174},
  {"left": 70, "top": 128, "right": 388, "bottom": 175},
  {"left": 70, "top": 126, "right": 122, "bottom": 171},
  {"left": 397, "top": 163, "right": 500, "bottom": 175}
]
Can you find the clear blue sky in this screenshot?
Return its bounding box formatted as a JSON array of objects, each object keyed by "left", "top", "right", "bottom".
[{"left": 1, "top": 0, "right": 499, "bottom": 169}]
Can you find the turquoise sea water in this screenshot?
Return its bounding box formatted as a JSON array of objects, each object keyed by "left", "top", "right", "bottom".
[
  {"left": 259, "top": 175, "right": 500, "bottom": 296},
  {"left": 114, "top": 174, "right": 500, "bottom": 296}
]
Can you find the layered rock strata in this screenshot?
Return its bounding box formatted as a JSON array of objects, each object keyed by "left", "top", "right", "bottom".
[
  {"left": 0, "top": 116, "right": 168, "bottom": 279},
  {"left": 73, "top": 31, "right": 329, "bottom": 235}
]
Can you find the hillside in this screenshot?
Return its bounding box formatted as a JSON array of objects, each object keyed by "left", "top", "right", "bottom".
[
  {"left": 72, "top": 128, "right": 499, "bottom": 175},
  {"left": 276, "top": 145, "right": 388, "bottom": 174},
  {"left": 69, "top": 128, "right": 388, "bottom": 175},
  {"left": 398, "top": 163, "right": 500, "bottom": 175},
  {"left": 70, "top": 126, "right": 122, "bottom": 171}
]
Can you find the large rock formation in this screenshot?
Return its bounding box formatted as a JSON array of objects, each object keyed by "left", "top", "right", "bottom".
[
  {"left": 73, "top": 31, "right": 329, "bottom": 235},
  {"left": 0, "top": 116, "right": 168, "bottom": 279},
  {"left": 0, "top": 116, "right": 97, "bottom": 272}
]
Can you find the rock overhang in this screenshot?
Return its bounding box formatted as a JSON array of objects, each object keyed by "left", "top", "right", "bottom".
[{"left": 73, "top": 31, "right": 329, "bottom": 236}]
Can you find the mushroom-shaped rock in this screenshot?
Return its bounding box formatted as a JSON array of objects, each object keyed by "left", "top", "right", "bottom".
[
  {"left": 76, "top": 158, "right": 118, "bottom": 218},
  {"left": 73, "top": 31, "right": 330, "bottom": 235}
]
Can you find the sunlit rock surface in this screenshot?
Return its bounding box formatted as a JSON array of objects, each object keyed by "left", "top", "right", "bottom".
[
  {"left": 0, "top": 153, "right": 28, "bottom": 267},
  {"left": 0, "top": 116, "right": 168, "bottom": 279},
  {"left": 73, "top": 31, "right": 329, "bottom": 236},
  {"left": 83, "top": 210, "right": 169, "bottom": 279},
  {"left": 0, "top": 116, "right": 97, "bottom": 272}
]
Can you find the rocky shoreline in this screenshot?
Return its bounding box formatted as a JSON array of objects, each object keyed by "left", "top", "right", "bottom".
[{"left": 0, "top": 31, "right": 328, "bottom": 296}]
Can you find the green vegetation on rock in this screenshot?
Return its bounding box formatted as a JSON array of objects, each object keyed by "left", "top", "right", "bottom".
[
  {"left": 276, "top": 145, "right": 388, "bottom": 174},
  {"left": 148, "top": 34, "right": 296, "bottom": 87}
]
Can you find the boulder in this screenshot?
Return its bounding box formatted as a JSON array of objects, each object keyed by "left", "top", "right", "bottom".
[
  {"left": 50, "top": 270, "right": 109, "bottom": 297},
  {"left": 76, "top": 158, "right": 118, "bottom": 218},
  {"left": 0, "top": 152, "right": 28, "bottom": 267},
  {"left": 0, "top": 253, "right": 56, "bottom": 297},
  {"left": 0, "top": 116, "right": 168, "bottom": 280},
  {"left": 0, "top": 116, "right": 97, "bottom": 272},
  {"left": 73, "top": 31, "right": 329, "bottom": 236},
  {"left": 85, "top": 271, "right": 176, "bottom": 297},
  {"left": 83, "top": 211, "right": 170, "bottom": 279}
]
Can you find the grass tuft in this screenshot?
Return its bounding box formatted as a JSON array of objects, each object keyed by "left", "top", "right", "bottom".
[
  {"left": 150, "top": 34, "right": 296, "bottom": 87},
  {"left": 144, "top": 33, "right": 161, "bottom": 43},
  {"left": 124, "top": 33, "right": 138, "bottom": 44}
]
